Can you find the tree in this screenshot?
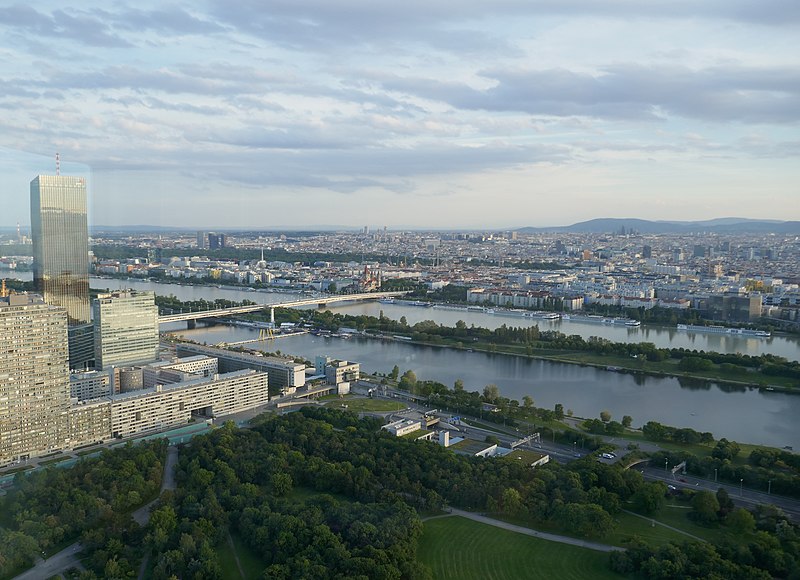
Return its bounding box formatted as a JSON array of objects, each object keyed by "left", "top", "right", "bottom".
[
  {"left": 554, "top": 403, "right": 564, "bottom": 420},
  {"left": 726, "top": 508, "right": 755, "bottom": 534},
  {"left": 327, "top": 282, "right": 337, "bottom": 294},
  {"left": 522, "top": 395, "right": 534, "bottom": 409},
  {"left": 600, "top": 410, "right": 612, "bottom": 423},
  {"left": 691, "top": 490, "right": 720, "bottom": 524},
  {"left": 622, "top": 415, "right": 633, "bottom": 428},
  {"left": 454, "top": 379, "right": 464, "bottom": 391},
  {"left": 483, "top": 384, "right": 500, "bottom": 403},
  {"left": 399, "top": 370, "right": 417, "bottom": 391},
  {"left": 271, "top": 473, "right": 293, "bottom": 497},
  {"left": 399, "top": 316, "right": 408, "bottom": 327},
  {"left": 631, "top": 482, "right": 666, "bottom": 515},
  {"left": 389, "top": 365, "right": 400, "bottom": 381},
  {"left": 716, "top": 488, "right": 735, "bottom": 517},
  {"left": 712, "top": 438, "right": 741, "bottom": 461}
]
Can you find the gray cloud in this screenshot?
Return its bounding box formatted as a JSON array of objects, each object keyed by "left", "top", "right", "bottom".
[
  {"left": 378, "top": 65, "right": 800, "bottom": 123},
  {"left": 0, "top": 5, "right": 130, "bottom": 47}
]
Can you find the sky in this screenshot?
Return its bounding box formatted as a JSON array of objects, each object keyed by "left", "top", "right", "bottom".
[{"left": 0, "top": 1, "right": 798, "bottom": 229}]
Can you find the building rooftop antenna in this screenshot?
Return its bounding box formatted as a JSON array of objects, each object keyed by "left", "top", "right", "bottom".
[{"left": 55, "top": 152, "right": 60, "bottom": 176}]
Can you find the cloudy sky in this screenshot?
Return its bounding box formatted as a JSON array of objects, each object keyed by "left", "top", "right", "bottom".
[{"left": 1, "top": 1, "right": 798, "bottom": 229}]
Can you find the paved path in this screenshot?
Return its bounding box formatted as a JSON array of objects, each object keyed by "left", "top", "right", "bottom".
[
  {"left": 445, "top": 508, "right": 624, "bottom": 552},
  {"left": 135, "top": 446, "right": 179, "bottom": 580},
  {"left": 133, "top": 446, "right": 178, "bottom": 526},
  {"left": 13, "top": 542, "right": 83, "bottom": 580}
]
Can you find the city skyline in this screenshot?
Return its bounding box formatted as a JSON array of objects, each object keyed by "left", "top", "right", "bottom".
[{"left": 1, "top": 2, "right": 798, "bottom": 228}]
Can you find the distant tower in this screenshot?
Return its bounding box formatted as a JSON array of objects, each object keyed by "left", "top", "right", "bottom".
[{"left": 197, "top": 230, "right": 207, "bottom": 250}]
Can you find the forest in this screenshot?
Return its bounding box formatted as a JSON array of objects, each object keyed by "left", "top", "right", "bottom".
[{"left": 1, "top": 409, "right": 799, "bottom": 579}]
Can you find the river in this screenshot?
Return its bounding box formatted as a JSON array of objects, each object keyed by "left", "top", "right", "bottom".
[
  {"left": 172, "top": 323, "right": 800, "bottom": 449},
  {"left": 9, "top": 272, "right": 799, "bottom": 361},
  {"left": 6, "top": 271, "right": 798, "bottom": 448}
]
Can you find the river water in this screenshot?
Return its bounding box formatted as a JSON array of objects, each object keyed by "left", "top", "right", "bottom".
[
  {"left": 172, "top": 323, "right": 800, "bottom": 450},
  {"left": 6, "top": 272, "right": 799, "bottom": 447},
  {"left": 74, "top": 275, "right": 800, "bottom": 361}
]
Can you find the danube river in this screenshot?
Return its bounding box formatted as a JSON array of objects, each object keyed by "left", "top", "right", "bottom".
[
  {"left": 8, "top": 272, "right": 798, "bottom": 447},
  {"left": 76, "top": 275, "right": 800, "bottom": 360},
  {"left": 173, "top": 323, "right": 800, "bottom": 450}
]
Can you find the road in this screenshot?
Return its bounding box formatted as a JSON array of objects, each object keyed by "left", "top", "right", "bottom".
[
  {"left": 642, "top": 467, "right": 800, "bottom": 521},
  {"left": 13, "top": 543, "right": 83, "bottom": 580},
  {"left": 352, "top": 385, "right": 800, "bottom": 522}
]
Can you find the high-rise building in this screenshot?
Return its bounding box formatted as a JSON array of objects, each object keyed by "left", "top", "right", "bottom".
[
  {"left": 30, "top": 175, "right": 90, "bottom": 325},
  {"left": 30, "top": 174, "right": 93, "bottom": 370},
  {"left": 93, "top": 290, "right": 159, "bottom": 370},
  {"left": 196, "top": 230, "right": 207, "bottom": 249},
  {"left": 208, "top": 233, "right": 226, "bottom": 250},
  {"left": 0, "top": 294, "right": 71, "bottom": 464}
]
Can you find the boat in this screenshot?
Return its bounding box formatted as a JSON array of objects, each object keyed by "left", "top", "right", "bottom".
[
  {"left": 676, "top": 324, "right": 770, "bottom": 338},
  {"left": 625, "top": 320, "right": 641, "bottom": 327},
  {"left": 378, "top": 298, "right": 395, "bottom": 304}
]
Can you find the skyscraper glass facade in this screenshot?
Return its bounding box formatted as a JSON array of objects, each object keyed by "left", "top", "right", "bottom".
[
  {"left": 93, "top": 290, "right": 159, "bottom": 370},
  {"left": 30, "top": 175, "right": 90, "bottom": 326}
]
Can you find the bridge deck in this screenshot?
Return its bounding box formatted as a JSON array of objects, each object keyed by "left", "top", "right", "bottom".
[{"left": 158, "top": 291, "right": 408, "bottom": 323}]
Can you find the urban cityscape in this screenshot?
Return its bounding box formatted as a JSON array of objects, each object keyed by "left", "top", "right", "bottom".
[
  {"left": 1, "top": 2, "right": 799, "bottom": 580},
  {"left": 1, "top": 170, "right": 799, "bottom": 578}
]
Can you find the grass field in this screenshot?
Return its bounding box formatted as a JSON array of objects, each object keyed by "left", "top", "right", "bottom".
[
  {"left": 323, "top": 396, "right": 406, "bottom": 413},
  {"left": 219, "top": 531, "right": 266, "bottom": 580},
  {"left": 418, "top": 516, "right": 622, "bottom": 580}
]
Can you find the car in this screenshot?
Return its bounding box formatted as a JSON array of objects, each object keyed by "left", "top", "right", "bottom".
[
  {"left": 679, "top": 478, "right": 687, "bottom": 483},
  {"left": 608, "top": 452, "right": 616, "bottom": 457}
]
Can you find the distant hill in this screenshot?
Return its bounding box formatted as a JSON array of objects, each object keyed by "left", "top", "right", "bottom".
[{"left": 517, "top": 218, "right": 800, "bottom": 234}]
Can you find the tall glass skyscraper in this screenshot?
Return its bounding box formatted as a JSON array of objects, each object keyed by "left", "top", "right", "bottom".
[{"left": 30, "top": 175, "right": 93, "bottom": 369}]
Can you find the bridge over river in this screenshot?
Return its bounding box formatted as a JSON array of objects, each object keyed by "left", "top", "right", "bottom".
[{"left": 158, "top": 291, "right": 408, "bottom": 326}]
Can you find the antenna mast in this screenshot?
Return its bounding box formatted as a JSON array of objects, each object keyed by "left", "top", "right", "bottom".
[{"left": 55, "top": 152, "right": 60, "bottom": 176}]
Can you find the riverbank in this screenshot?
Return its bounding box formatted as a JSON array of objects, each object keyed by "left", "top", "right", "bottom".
[{"left": 311, "top": 326, "right": 800, "bottom": 393}]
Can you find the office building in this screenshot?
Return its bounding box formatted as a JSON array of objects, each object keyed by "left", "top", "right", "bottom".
[
  {"left": 30, "top": 174, "right": 93, "bottom": 369},
  {"left": 30, "top": 175, "right": 90, "bottom": 325},
  {"left": 176, "top": 343, "right": 305, "bottom": 396},
  {"left": 109, "top": 370, "right": 267, "bottom": 439},
  {"left": 324, "top": 360, "right": 360, "bottom": 385},
  {"left": 0, "top": 294, "right": 71, "bottom": 465},
  {"left": 208, "top": 233, "right": 226, "bottom": 250},
  {"left": 196, "top": 231, "right": 207, "bottom": 250},
  {"left": 93, "top": 290, "right": 159, "bottom": 370}
]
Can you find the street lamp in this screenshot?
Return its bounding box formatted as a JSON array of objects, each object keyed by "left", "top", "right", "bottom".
[
  {"left": 740, "top": 478, "right": 744, "bottom": 497},
  {"left": 768, "top": 480, "right": 772, "bottom": 495},
  {"left": 714, "top": 468, "right": 717, "bottom": 483},
  {"left": 664, "top": 458, "right": 668, "bottom": 474}
]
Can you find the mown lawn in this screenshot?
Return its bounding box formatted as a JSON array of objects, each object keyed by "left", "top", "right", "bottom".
[
  {"left": 323, "top": 396, "right": 406, "bottom": 413},
  {"left": 418, "top": 516, "right": 622, "bottom": 580}
]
